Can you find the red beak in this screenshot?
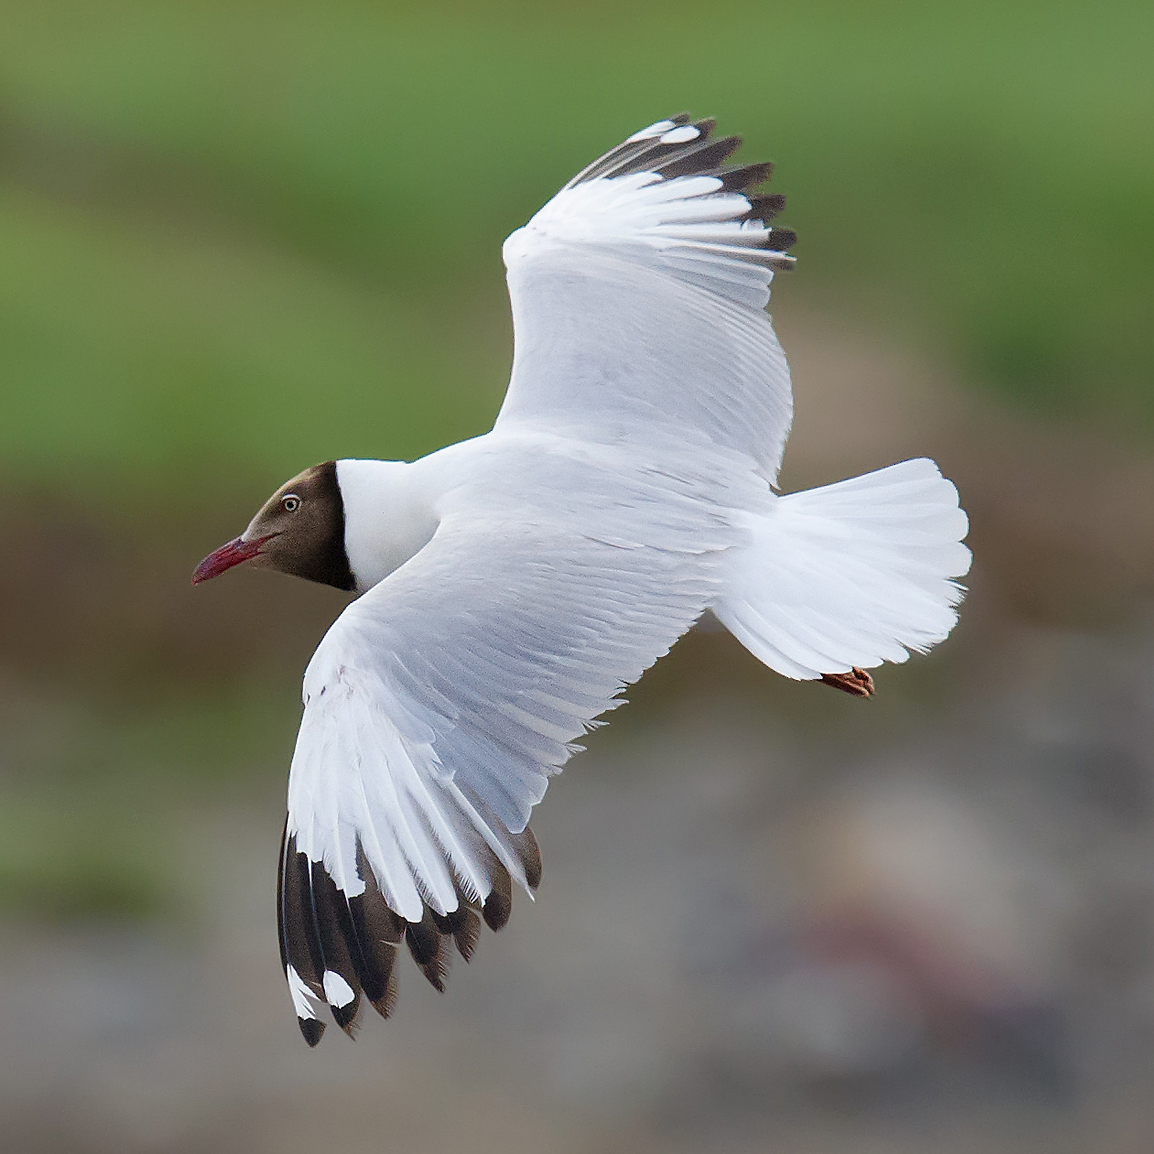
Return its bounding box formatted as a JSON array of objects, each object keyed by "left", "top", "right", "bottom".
[{"left": 191, "top": 535, "right": 270, "bottom": 585}]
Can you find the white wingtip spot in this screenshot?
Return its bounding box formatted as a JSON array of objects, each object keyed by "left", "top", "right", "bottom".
[
  {"left": 659, "top": 125, "right": 701, "bottom": 145},
  {"left": 626, "top": 119, "right": 675, "bottom": 142},
  {"left": 287, "top": 965, "right": 325, "bottom": 1020},
  {"left": 323, "top": 970, "right": 356, "bottom": 1008}
]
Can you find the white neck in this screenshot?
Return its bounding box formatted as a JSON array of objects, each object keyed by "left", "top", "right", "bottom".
[{"left": 335, "top": 459, "right": 439, "bottom": 593}]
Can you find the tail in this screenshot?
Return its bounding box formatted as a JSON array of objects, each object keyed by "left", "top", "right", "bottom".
[{"left": 715, "top": 458, "right": 970, "bottom": 682}]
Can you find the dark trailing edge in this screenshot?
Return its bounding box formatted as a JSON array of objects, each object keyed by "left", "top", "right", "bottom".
[{"left": 564, "top": 112, "right": 797, "bottom": 270}]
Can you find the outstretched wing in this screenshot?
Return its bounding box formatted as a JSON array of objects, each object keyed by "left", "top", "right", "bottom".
[
  {"left": 496, "top": 114, "right": 797, "bottom": 483},
  {"left": 279, "top": 451, "right": 739, "bottom": 1044}
]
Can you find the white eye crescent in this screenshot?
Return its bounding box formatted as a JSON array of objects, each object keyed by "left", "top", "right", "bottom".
[{"left": 282, "top": 494, "right": 301, "bottom": 512}]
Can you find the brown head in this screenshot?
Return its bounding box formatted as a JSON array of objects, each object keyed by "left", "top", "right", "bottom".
[{"left": 192, "top": 461, "right": 355, "bottom": 591}]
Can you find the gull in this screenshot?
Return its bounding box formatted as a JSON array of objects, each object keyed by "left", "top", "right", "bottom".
[{"left": 192, "top": 115, "right": 970, "bottom": 1045}]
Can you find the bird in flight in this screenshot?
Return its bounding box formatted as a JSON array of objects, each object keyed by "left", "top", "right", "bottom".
[{"left": 193, "top": 115, "right": 970, "bottom": 1046}]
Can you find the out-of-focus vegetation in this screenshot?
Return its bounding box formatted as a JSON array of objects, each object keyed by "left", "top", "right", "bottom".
[{"left": 0, "top": 0, "right": 1151, "bottom": 507}]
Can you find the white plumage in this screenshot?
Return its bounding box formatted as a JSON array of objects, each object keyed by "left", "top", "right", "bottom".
[
  {"left": 716, "top": 458, "right": 970, "bottom": 679},
  {"left": 211, "top": 115, "right": 970, "bottom": 1043}
]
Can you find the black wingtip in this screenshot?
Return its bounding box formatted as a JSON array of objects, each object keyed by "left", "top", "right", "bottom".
[
  {"left": 563, "top": 117, "right": 796, "bottom": 259},
  {"left": 718, "top": 161, "right": 774, "bottom": 192},
  {"left": 767, "top": 227, "right": 797, "bottom": 251},
  {"left": 349, "top": 842, "right": 405, "bottom": 1016},
  {"left": 370, "top": 972, "right": 398, "bottom": 1020},
  {"left": 747, "top": 193, "right": 787, "bottom": 222},
  {"left": 430, "top": 906, "right": 469, "bottom": 936},
  {"left": 514, "top": 827, "right": 543, "bottom": 892},
  {"left": 482, "top": 870, "right": 513, "bottom": 932},
  {"left": 405, "top": 916, "right": 449, "bottom": 992},
  {"left": 431, "top": 903, "right": 484, "bottom": 963},
  {"left": 654, "top": 134, "right": 743, "bottom": 180},
  {"left": 333, "top": 997, "right": 362, "bottom": 1036},
  {"left": 454, "top": 909, "right": 482, "bottom": 962},
  {"left": 280, "top": 821, "right": 547, "bottom": 1032},
  {"left": 298, "top": 1017, "right": 326, "bottom": 1047}
]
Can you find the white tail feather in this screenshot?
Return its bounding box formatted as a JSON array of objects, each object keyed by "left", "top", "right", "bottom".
[{"left": 716, "top": 458, "right": 970, "bottom": 680}]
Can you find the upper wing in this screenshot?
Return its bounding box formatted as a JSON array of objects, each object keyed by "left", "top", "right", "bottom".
[
  {"left": 278, "top": 454, "right": 737, "bottom": 1043},
  {"left": 496, "top": 114, "right": 797, "bottom": 483}
]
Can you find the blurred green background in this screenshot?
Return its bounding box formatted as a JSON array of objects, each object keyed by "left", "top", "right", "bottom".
[
  {"left": 2, "top": 0, "right": 1151, "bottom": 497},
  {"left": 1, "top": 2, "right": 1152, "bottom": 1152}
]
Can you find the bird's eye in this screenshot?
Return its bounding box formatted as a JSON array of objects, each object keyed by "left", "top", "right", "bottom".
[{"left": 282, "top": 495, "right": 301, "bottom": 513}]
